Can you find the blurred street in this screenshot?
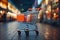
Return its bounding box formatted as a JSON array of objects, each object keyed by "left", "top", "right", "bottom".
[
  {"left": 0, "top": 0, "right": 60, "bottom": 40},
  {"left": 0, "top": 21, "right": 60, "bottom": 40}
]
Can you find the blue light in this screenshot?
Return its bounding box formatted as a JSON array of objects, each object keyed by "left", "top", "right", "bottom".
[{"left": 38, "top": 0, "right": 42, "bottom": 5}]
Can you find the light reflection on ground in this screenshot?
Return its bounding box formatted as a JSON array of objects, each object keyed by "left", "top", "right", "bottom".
[{"left": 0, "top": 21, "right": 60, "bottom": 40}]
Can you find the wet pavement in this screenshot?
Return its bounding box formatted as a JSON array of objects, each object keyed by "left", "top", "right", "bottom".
[
  {"left": 0, "top": 21, "right": 60, "bottom": 40},
  {"left": 36, "top": 23, "right": 60, "bottom": 40}
]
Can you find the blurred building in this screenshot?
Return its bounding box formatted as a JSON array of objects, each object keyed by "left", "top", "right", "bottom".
[
  {"left": 8, "top": 2, "right": 21, "bottom": 14},
  {"left": 38, "top": 0, "right": 59, "bottom": 25},
  {"left": 0, "top": 0, "right": 8, "bottom": 22},
  {"left": 0, "top": 0, "right": 21, "bottom": 22}
]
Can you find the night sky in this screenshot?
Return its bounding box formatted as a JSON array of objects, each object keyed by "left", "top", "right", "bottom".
[{"left": 8, "top": 0, "right": 35, "bottom": 12}]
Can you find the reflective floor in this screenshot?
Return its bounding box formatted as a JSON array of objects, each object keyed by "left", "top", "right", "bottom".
[
  {"left": 37, "top": 23, "right": 60, "bottom": 40},
  {"left": 0, "top": 21, "right": 60, "bottom": 40}
]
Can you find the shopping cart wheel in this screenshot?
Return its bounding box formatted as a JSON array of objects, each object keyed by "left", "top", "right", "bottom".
[
  {"left": 17, "top": 30, "right": 21, "bottom": 36},
  {"left": 35, "top": 30, "right": 39, "bottom": 36},
  {"left": 25, "top": 28, "right": 29, "bottom": 37}
]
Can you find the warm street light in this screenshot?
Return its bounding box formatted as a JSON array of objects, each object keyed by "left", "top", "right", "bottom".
[
  {"left": 0, "top": 0, "right": 8, "bottom": 9},
  {"left": 45, "top": 0, "right": 48, "bottom": 5}
]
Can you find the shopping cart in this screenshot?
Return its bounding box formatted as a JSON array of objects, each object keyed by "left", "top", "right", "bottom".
[{"left": 17, "top": 12, "right": 39, "bottom": 36}]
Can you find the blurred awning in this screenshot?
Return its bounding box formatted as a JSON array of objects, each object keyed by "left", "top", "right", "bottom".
[
  {"left": 0, "top": 0, "right": 8, "bottom": 9},
  {"left": 0, "top": 7, "right": 13, "bottom": 13},
  {"left": 8, "top": 2, "right": 21, "bottom": 14}
]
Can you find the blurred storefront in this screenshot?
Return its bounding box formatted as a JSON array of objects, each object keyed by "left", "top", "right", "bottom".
[
  {"left": 0, "top": 0, "right": 8, "bottom": 22},
  {"left": 38, "top": 0, "right": 59, "bottom": 25},
  {"left": 0, "top": 0, "right": 21, "bottom": 22}
]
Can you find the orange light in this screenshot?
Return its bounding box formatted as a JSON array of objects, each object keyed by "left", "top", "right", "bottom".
[
  {"left": 26, "top": 14, "right": 32, "bottom": 22},
  {"left": 55, "top": 7, "right": 59, "bottom": 13},
  {"left": 17, "top": 14, "right": 25, "bottom": 22},
  {"left": 55, "top": 0, "right": 59, "bottom": 2},
  {"left": 45, "top": 0, "right": 48, "bottom": 5},
  {"left": 0, "top": 0, "right": 8, "bottom": 9},
  {"left": 53, "top": 13, "right": 58, "bottom": 20},
  {"left": 36, "top": 8, "right": 41, "bottom": 11}
]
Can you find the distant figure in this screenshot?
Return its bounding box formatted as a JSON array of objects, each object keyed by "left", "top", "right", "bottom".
[
  {"left": 2, "top": 10, "right": 6, "bottom": 22},
  {"left": 2, "top": 14, "right": 6, "bottom": 22}
]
